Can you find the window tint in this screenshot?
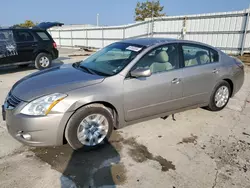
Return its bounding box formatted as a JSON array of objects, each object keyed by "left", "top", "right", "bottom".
[
  {"left": 36, "top": 31, "right": 50, "bottom": 40},
  {"left": 182, "top": 45, "right": 210, "bottom": 67},
  {"left": 15, "top": 31, "right": 34, "bottom": 42},
  {"left": 132, "top": 44, "right": 178, "bottom": 74},
  {"left": 210, "top": 49, "right": 219, "bottom": 62}
]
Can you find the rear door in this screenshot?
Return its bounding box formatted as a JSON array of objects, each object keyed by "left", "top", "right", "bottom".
[
  {"left": 180, "top": 43, "right": 220, "bottom": 106},
  {"left": 13, "top": 30, "right": 38, "bottom": 62}
]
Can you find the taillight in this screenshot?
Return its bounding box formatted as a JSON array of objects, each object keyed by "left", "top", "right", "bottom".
[
  {"left": 234, "top": 57, "right": 244, "bottom": 70},
  {"left": 53, "top": 42, "right": 57, "bottom": 49}
]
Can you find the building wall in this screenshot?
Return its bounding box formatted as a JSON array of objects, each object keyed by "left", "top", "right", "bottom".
[{"left": 49, "top": 9, "right": 250, "bottom": 54}]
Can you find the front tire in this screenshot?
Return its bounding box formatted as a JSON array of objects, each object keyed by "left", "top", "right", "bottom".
[
  {"left": 35, "top": 53, "right": 52, "bottom": 70},
  {"left": 65, "top": 104, "right": 114, "bottom": 150},
  {"left": 207, "top": 80, "right": 231, "bottom": 111}
]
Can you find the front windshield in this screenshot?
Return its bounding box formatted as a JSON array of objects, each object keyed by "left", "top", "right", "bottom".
[{"left": 79, "top": 42, "right": 144, "bottom": 76}]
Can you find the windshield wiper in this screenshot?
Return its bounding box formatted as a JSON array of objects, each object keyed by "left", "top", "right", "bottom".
[{"left": 79, "top": 65, "right": 96, "bottom": 75}]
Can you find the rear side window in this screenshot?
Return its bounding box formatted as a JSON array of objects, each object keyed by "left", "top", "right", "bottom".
[
  {"left": 210, "top": 49, "right": 219, "bottom": 62},
  {"left": 36, "top": 31, "right": 50, "bottom": 40},
  {"left": 15, "top": 31, "right": 34, "bottom": 42},
  {"left": 182, "top": 44, "right": 219, "bottom": 67}
]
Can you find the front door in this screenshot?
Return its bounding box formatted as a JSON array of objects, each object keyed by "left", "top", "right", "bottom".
[
  {"left": 13, "top": 30, "right": 38, "bottom": 62},
  {"left": 123, "top": 43, "right": 183, "bottom": 121},
  {"left": 180, "top": 44, "right": 220, "bottom": 106}
]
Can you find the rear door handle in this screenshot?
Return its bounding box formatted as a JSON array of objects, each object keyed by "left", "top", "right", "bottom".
[
  {"left": 32, "top": 44, "right": 38, "bottom": 47},
  {"left": 212, "top": 69, "right": 219, "bottom": 74},
  {"left": 172, "top": 78, "right": 181, "bottom": 84}
]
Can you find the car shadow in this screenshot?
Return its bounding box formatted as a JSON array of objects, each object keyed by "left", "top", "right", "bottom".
[
  {"left": 57, "top": 57, "right": 71, "bottom": 61},
  {"left": 0, "top": 60, "right": 64, "bottom": 75},
  {"left": 32, "top": 132, "right": 125, "bottom": 188}
]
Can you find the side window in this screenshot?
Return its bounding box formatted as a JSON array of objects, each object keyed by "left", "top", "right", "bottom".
[
  {"left": 182, "top": 45, "right": 210, "bottom": 67},
  {"left": 15, "top": 31, "right": 34, "bottom": 42},
  {"left": 0, "top": 30, "right": 17, "bottom": 58},
  {"left": 210, "top": 49, "right": 219, "bottom": 62},
  {"left": 36, "top": 31, "right": 50, "bottom": 40},
  {"left": 132, "top": 44, "right": 179, "bottom": 74}
]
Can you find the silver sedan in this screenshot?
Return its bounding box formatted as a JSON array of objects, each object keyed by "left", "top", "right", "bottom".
[{"left": 2, "top": 38, "right": 244, "bottom": 150}]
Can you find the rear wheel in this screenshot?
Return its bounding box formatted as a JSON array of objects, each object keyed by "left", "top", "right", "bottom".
[
  {"left": 207, "top": 80, "right": 231, "bottom": 111},
  {"left": 35, "top": 53, "right": 52, "bottom": 70},
  {"left": 65, "top": 104, "right": 114, "bottom": 150}
]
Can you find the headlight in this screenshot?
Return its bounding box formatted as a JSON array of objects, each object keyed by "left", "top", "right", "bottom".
[{"left": 20, "top": 93, "right": 67, "bottom": 116}]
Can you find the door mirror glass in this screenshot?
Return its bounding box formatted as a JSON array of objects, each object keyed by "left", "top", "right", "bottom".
[{"left": 130, "top": 68, "right": 152, "bottom": 78}]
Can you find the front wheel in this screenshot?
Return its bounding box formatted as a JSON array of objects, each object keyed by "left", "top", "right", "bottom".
[
  {"left": 35, "top": 53, "right": 52, "bottom": 70},
  {"left": 65, "top": 104, "right": 114, "bottom": 150},
  {"left": 207, "top": 80, "right": 231, "bottom": 111}
]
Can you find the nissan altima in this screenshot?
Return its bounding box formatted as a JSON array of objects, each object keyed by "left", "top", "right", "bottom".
[{"left": 2, "top": 38, "right": 244, "bottom": 150}]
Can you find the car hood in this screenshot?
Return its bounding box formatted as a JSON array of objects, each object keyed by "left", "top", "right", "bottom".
[{"left": 11, "top": 64, "right": 104, "bottom": 101}]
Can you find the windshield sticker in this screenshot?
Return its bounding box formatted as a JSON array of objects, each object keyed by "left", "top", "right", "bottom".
[
  {"left": 0, "top": 30, "right": 18, "bottom": 59},
  {"left": 126, "top": 46, "right": 142, "bottom": 52}
]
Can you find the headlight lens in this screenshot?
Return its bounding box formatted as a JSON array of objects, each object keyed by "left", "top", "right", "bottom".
[{"left": 20, "top": 93, "right": 67, "bottom": 116}]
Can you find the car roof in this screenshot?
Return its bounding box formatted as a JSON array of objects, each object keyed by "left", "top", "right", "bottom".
[
  {"left": 0, "top": 22, "right": 64, "bottom": 31},
  {"left": 0, "top": 28, "right": 44, "bottom": 31},
  {"left": 121, "top": 37, "right": 219, "bottom": 51},
  {"left": 122, "top": 37, "right": 177, "bottom": 47}
]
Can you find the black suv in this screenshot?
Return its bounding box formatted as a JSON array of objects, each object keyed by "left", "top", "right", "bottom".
[{"left": 0, "top": 22, "right": 63, "bottom": 70}]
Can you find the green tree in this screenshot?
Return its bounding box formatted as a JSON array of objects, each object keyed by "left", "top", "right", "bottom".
[
  {"left": 12, "top": 20, "right": 36, "bottom": 28},
  {"left": 135, "top": 0, "right": 166, "bottom": 21}
]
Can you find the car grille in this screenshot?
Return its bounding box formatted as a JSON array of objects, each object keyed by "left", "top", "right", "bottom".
[{"left": 6, "top": 92, "right": 22, "bottom": 108}]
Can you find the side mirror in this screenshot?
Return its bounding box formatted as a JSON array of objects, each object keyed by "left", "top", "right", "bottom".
[{"left": 130, "top": 68, "right": 152, "bottom": 78}]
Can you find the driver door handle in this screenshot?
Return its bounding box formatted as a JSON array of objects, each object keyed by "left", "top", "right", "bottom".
[
  {"left": 212, "top": 69, "right": 219, "bottom": 74},
  {"left": 172, "top": 78, "right": 181, "bottom": 84}
]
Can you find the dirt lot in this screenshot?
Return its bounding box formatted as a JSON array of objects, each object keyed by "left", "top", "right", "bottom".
[
  {"left": 236, "top": 53, "right": 250, "bottom": 66},
  {"left": 0, "top": 49, "right": 250, "bottom": 188}
]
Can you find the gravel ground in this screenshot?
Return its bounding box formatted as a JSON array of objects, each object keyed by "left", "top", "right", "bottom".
[{"left": 0, "top": 49, "right": 250, "bottom": 188}]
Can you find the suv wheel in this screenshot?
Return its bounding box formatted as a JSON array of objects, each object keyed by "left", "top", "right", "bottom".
[
  {"left": 35, "top": 53, "right": 52, "bottom": 70},
  {"left": 207, "top": 80, "right": 231, "bottom": 111},
  {"left": 65, "top": 104, "right": 114, "bottom": 150}
]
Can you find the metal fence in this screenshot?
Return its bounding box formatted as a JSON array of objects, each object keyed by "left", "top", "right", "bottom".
[{"left": 49, "top": 8, "right": 250, "bottom": 55}]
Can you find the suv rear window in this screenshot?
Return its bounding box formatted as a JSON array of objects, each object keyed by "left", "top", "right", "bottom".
[{"left": 36, "top": 31, "right": 50, "bottom": 40}]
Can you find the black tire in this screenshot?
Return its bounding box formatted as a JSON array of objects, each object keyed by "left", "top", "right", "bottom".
[
  {"left": 207, "top": 80, "right": 231, "bottom": 111},
  {"left": 65, "top": 104, "right": 114, "bottom": 150},
  {"left": 35, "top": 53, "right": 52, "bottom": 70},
  {"left": 18, "top": 64, "right": 30, "bottom": 68}
]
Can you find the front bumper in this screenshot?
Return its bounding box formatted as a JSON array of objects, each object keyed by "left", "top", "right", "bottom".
[{"left": 2, "top": 103, "right": 72, "bottom": 147}]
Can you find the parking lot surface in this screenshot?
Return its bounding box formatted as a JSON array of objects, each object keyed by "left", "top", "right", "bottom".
[{"left": 0, "top": 49, "right": 250, "bottom": 188}]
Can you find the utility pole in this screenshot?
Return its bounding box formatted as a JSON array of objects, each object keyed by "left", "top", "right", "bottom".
[
  {"left": 151, "top": 0, "right": 154, "bottom": 37},
  {"left": 97, "top": 13, "right": 99, "bottom": 27}
]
